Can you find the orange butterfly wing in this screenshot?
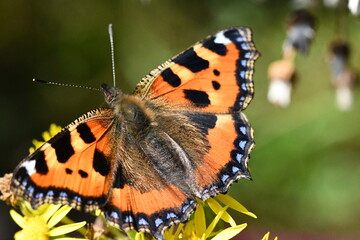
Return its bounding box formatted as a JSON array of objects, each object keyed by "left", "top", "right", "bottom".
[
  {"left": 11, "top": 27, "right": 258, "bottom": 240},
  {"left": 134, "top": 27, "right": 259, "bottom": 113},
  {"left": 104, "top": 27, "right": 258, "bottom": 238},
  {"left": 188, "top": 112, "right": 254, "bottom": 197},
  {"left": 11, "top": 109, "right": 114, "bottom": 211}
]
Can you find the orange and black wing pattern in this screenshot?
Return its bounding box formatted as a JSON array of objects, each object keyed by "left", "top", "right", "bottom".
[
  {"left": 186, "top": 111, "right": 254, "bottom": 199},
  {"left": 11, "top": 109, "right": 115, "bottom": 212},
  {"left": 105, "top": 184, "right": 196, "bottom": 239},
  {"left": 133, "top": 27, "right": 259, "bottom": 113},
  {"left": 115, "top": 27, "right": 259, "bottom": 238},
  {"left": 10, "top": 27, "right": 259, "bottom": 240}
]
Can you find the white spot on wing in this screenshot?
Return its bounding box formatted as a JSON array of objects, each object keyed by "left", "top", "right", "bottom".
[
  {"left": 111, "top": 211, "right": 120, "bottom": 219},
  {"left": 20, "top": 160, "right": 36, "bottom": 176},
  {"left": 214, "top": 32, "right": 232, "bottom": 44},
  {"left": 240, "top": 126, "right": 247, "bottom": 135},
  {"left": 138, "top": 218, "right": 149, "bottom": 226},
  {"left": 236, "top": 153, "right": 243, "bottom": 163},
  {"left": 182, "top": 204, "right": 190, "bottom": 213},
  {"left": 221, "top": 174, "right": 229, "bottom": 183},
  {"left": 125, "top": 215, "right": 133, "bottom": 223},
  {"left": 232, "top": 166, "right": 240, "bottom": 173},
  {"left": 166, "top": 212, "right": 177, "bottom": 219},
  {"left": 239, "top": 140, "right": 247, "bottom": 150},
  {"left": 241, "top": 60, "right": 247, "bottom": 67}
]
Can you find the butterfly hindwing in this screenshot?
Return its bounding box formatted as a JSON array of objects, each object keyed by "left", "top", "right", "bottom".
[
  {"left": 11, "top": 109, "right": 115, "bottom": 211},
  {"left": 10, "top": 27, "right": 259, "bottom": 240},
  {"left": 189, "top": 111, "right": 254, "bottom": 198},
  {"left": 105, "top": 184, "right": 196, "bottom": 239},
  {"left": 133, "top": 27, "right": 259, "bottom": 113}
]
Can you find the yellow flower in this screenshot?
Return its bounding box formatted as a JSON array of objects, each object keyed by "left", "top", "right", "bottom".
[
  {"left": 29, "top": 123, "right": 62, "bottom": 153},
  {"left": 10, "top": 201, "right": 87, "bottom": 240},
  {"left": 262, "top": 232, "right": 278, "bottom": 240},
  {"left": 132, "top": 194, "right": 256, "bottom": 240}
]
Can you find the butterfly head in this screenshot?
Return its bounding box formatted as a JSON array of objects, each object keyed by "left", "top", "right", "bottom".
[{"left": 101, "top": 83, "right": 122, "bottom": 105}]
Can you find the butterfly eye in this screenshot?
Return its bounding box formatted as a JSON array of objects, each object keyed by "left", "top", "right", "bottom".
[{"left": 101, "top": 83, "right": 120, "bottom": 104}]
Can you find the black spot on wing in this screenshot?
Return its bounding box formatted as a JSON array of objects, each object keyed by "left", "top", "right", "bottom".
[
  {"left": 34, "top": 151, "right": 48, "bottom": 174},
  {"left": 14, "top": 167, "right": 29, "bottom": 184},
  {"left": 212, "top": 81, "right": 221, "bottom": 90},
  {"left": 183, "top": 90, "right": 210, "bottom": 107},
  {"left": 185, "top": 112, "right": 217, "bottom": 135},
  {"left": 77, "top": 123, "right": 96, "bottom": 144},
  {"left": 78, "top": 170, "right": 88, "bottom": 178},
  {"left": 93, "top": 149, "right": 110, "bottom": 176},
  {"left": 161, "top": 68, "right": 181, "bottom": 87},
  {"left": 49, "top": 129, "right": 74, "bottom": 163},
  {"left": 213, "top": 69, "right": 220, "bottom": 76},
  {"left": 65, "top": 168, "right": 73, "bottom": 174},
  {"left": 202, "top": 36, "right": 228, "bottom": 56},
  {"left": 173, "top": 48, "right": 209, "bottom": 73},
  {"left": 113, "top": 165, "right": 127, "bottom": 189}
]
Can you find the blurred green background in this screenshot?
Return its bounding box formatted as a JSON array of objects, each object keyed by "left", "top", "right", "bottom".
[{"left": 1, "top": 0, "right": 360, "bottom": 239}]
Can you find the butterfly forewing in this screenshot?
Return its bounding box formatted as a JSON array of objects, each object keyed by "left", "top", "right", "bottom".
[
  {"left": 133, "top": 27, "right": 259, "bottom": 113},
  {"left": 11, "top": 109, "right": 115, "bottom": 211},
  {"left": 11, "top": 27, "right": 259, "bottom": 240}
]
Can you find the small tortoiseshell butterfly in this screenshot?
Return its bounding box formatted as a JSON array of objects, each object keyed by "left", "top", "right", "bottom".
[{"left": 11, "top": 27, "right": 259, "bottom": 239}]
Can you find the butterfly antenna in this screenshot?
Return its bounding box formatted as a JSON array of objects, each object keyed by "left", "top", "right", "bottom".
[
  {"left": 108, "top": 24, "right": 116, "bottom": 88},
  {"left": 33, "top": 78, "right": 101, "bottom": 92}
]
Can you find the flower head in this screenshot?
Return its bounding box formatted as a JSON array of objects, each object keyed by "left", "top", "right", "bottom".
[{"left": 10, "top": 201, "right": 87, "bottom": 240}]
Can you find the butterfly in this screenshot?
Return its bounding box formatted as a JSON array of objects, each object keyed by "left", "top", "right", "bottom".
[{"left": 11, "top": 27, "right": 259, "bottom": 239}]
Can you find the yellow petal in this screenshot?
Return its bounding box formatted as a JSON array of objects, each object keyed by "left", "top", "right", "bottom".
[
  {"left": 42, "top": 131, "right": 51, "bottom": 141},
  {"left": 216, "top": 194, "right": 257, "bottom": 219},
  {"left": 19, "top": 201, "right": 34, "bottom": 216},
  {"left": 194, "top": 204, "right": 206, "bottom": 236},
  {"left": 47, "top": 205, "right": 72, "bottom": 228},
  {"left": 49, "top": 124, "right": 62, "bottom": 136},
  {"left": 29, "top": 146, "right": 35, "bottom": 154},
  {"left": 164, "top": 223, "right": 183, "bottom": 239},
  {"left": 274, "top": 237, "right": 278, "bottom": 240},
  {"left": 210, "top": 223, "right": 247, "bottom": 240},
  {"left": 10, "top": 210, "right": 26, "bottom": 228},
  {"left": 183, "top": 216, "right": 195, "bottom": 235},
  {"left": 31, "top": 140, "right": 44, "bottom": 152},
  {"left": 41, "top": 204, "right": 62, "bottom": 222},
  {"left": 262, "top": 232, "right": 270, "bottom": 240},
  {"left": 49, "top": 221, "right": 86, "bottom": 236},
  {"left": 135, "top": 232, "right": 141, "bottom": 240},
  {"left": 207, "top": 198, "right": 236, "bottom": 227},
  {"left": 94, "top": 209, "right": 102, "bottom": 216},
  {"left": 204, "top": 206, "right": 228, "bottom": 238},
  {"left": 33, "top": 203, "right": 53, "bottom": 216},
  {"left": 55, "top": 238, "right": 88, "bottom": 240}
]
